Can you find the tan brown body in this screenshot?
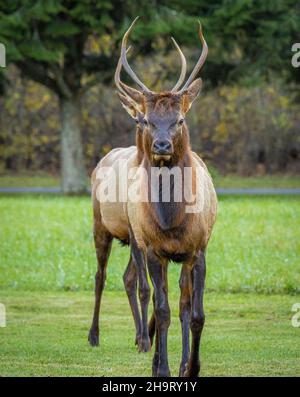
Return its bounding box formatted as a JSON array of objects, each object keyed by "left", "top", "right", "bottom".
[{"left": 92, "top": 145, "right": 217, "bottom": 262}]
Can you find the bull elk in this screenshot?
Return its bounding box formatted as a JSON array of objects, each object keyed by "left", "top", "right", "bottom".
[{"left": 88, "top": 17, "right": 217, "bottom": 377}]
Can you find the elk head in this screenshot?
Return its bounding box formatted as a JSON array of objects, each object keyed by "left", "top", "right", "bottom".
[{"left": 115, "top": 17, "right": 208, "bottom": 167}]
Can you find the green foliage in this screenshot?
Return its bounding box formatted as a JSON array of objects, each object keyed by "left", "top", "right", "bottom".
[
  {"left": 166, "top": 0, "right": 300, "bottom": 86},
  {"left": 0, "top": 0, "right": 174, "bottom": 97},
  {"left": 0, "top": 0, "right": 299, "bottom": 93}
]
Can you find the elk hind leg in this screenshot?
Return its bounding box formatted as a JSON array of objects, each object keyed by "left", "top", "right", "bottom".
[
  {"left": 130, "top": 229, "right": 151, "bottom": 352},
  {"left": 123, "top": 253, "right": 142, "bottom": 346},
  {"left": 88, "top": 219, "right": 112, "bottom": 347}
]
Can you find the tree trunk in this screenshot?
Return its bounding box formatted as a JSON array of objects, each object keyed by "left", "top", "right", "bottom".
[{"left": 59, "top": 95, "right": 86, "bottom": 194}]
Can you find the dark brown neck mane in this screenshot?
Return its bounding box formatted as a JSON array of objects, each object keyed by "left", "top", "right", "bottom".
[{"left": 137, "top": 123, "right": 193, "bottom": 231}]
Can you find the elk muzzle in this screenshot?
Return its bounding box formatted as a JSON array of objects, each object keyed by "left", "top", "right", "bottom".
[{"left": 152, "top": 139, "right": 173, "bottom": 162}]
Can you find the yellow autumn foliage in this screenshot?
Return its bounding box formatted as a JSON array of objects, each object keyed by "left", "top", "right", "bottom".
[{"left": 0, "top": 66, "right": 299, "bottom": 175}]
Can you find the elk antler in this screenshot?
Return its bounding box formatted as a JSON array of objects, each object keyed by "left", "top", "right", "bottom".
[
  {"left": 120, "top": 17, "right": 188, "bottom": 94},
  {"left": 115, "top": 45, "right": 145, "bottom": 104},
  {"left": 170, "top": 37, "right": 187, "bottom": 92},
  {"left": 114, "top": 46, "right": 132, "bottom": 96},
  {"left": 177, "top": 21, "right": 208, "bottom": 93},
  {"left": 121, "top": 17, "right": 152, "bottom": 93}
]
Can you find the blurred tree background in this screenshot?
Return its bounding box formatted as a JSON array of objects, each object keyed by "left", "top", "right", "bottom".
[{"left": 0, "top": 0, "right": 299, "bottom": 192}]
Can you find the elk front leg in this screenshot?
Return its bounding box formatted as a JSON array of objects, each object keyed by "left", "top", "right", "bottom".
[
  {"left": 179, "top": 265, "right": 191, "bottom": 376},
  {"left": 184, "top": 250, "right": 206, "bottom": 377},
  {"left": 147, "top": 249, "right": 170, "bottom": 377},
  {"left": 130, "top": 229, "right": 151, "bottom": 352},
  {"left": 123, "top": 253, "right": 142, "bottom": 346},
  {"left": 150, "top": 293, "right": 159, "bottom": 376}
]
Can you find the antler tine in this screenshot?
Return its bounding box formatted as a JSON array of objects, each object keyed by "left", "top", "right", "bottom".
[
  {"left": 178, "top": 21, "right": 208, "bottom": 93},
  {"left": 114, "top": 46, "right": 132, "bottom": 96},
  {"left": 121, "top": 16, "right": 151, "bottom": 93},
  {"left": 170, "top": 37, "right": 187, "bottom": 92}
]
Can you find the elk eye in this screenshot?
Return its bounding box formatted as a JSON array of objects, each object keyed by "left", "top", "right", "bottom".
[
  {"left": 178, "top": 118, "right": 184, "bottom": 126},
  {"left": 143, "top": 119, "right": 148, "bottom": 126}
]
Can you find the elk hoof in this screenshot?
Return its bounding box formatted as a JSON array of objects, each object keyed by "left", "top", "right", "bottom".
[
  {"left": 88, "top": 328, "right": 99, "bottom": 347},
  {"left": 179, "top": 362, "right": 188, "bottom": 377},
  {"left": 156, "top": 366, "right": 171, "bottom": 377},
  {"left": 138, "top": 337, "right": 151, "bottom": 353},
  {"left": 135, "top": 333, "right": 141, "bottom": 346},
  {"left": 183, "top": 363, "right": 200, "bottom": 377}
]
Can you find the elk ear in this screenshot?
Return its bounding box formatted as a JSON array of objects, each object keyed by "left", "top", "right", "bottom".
[
  {"left": 117, "top": 92, "right": 140, "bottom": 119},
  {"left": 119, "top": 82, "right": 144, "bottom": 104},
  {"left": 181, "top": 78, "right": 203, "bottom": 114}
]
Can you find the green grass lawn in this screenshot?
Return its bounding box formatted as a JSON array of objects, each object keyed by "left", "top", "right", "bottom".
[
  {"left": 0, "top": 290, "right": 299, "bottom": 376},
  {"left": 0, "top": 172, "right": 299, "bottom": 189},
  {"left": 0, "top": 173, "right": 61, "bottom": 188},
  {"left": 0, "top": 194, "right": 299, "bottom": 376},
  {"left": 0, "top": 195, "right": 299, "bottom": 294},
  {"left": 213, "top": 174, "right": 300, "bottom": 189}
]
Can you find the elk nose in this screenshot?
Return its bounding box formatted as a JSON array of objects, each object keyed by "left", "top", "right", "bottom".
[{"left": 153, "top": 139, "right": 172, "bottom": 155}]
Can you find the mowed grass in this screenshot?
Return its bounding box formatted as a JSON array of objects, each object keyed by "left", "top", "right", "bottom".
[
  {"left": 0, "top": 172, "right": 299, "bottom": 189},
  {"left": 213, "top": 174, "right": 300, "bottom": 189},
  {"left": 0, "top": 195, "right": 299, "bottom": 294},
  {"left": 0, "top": 173, "right": 61, "bottom": 188},
  {"left": 0, "top": 290, "right": 299, "bottom": 376},
  {"left": 0, "top": 195, "right": 299, "bottom": 376}
]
